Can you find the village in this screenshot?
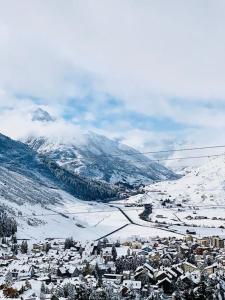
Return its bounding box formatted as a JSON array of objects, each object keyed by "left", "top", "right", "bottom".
[{"left": 1, "top": 234, "right": 225, "bottom": 299}]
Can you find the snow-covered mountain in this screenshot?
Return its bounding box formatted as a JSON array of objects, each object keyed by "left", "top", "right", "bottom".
[
  {"left": 0, "top": 132, "right": 129, "bottom": 240},
  {"left": 24, "top": 109, "right": 178, "bottom": 188},
  {"left": 127, "top": 155, "right": 225, "bottom": 207},
  {"left": 32, "top": 107, "right": 55, "bottom": 122},
  {"left": 0, "top": 133, "right": 118, "bottom": 203}
]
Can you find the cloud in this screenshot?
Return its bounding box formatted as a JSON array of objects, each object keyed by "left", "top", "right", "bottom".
[
  {"left": 0, "top": 0, "right": 225, "bottom": 160},
  {"left": 0, "top": 101, "right": 86, "bottom": 144},
  {"left": 0, "top": 1, "right": 225, "bottom": 102}
]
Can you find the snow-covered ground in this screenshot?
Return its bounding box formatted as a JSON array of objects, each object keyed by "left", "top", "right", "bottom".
[
  {"left": 109, "top": 224, "right": 182, "bottom": 240},
  {"left": 2, "top": 150, "right": 225, "bottom": 241},
  {"left": 112, "top": 156, "right": 225, "bottom": 238},
  {"left": 123, "top": 155, "right": 225, "bottom": 207},
  {"left": 1, "top": 190, "right": 129, "bottom": 242}
]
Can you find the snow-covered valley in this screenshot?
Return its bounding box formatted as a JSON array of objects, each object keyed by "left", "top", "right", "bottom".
[{"left": 1, "top": 126, "right": 225, "bottom": 242}]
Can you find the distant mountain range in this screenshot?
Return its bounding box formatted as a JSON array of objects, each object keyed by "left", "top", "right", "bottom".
[{"left": 24, "top": 108, "right": 178, "bottom": 188}]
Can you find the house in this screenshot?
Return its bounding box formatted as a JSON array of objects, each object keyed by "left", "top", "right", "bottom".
[
  {"left": 211, "top": 237, "right": 225, "bottom": 248},
  {"left": 171, "top": 265, "right": 183, "bottom": 277},
  {"left": 103, "top": 274, "right": 123, "bottom": 284},
  {"left": 180, "top": 261, "right": 197, "bottom": 273},
  {"left": 18, "top": 266, "right": 32, "bottom": 280},
  {"left": 102, "top": 249, "right": 112, "bottom": 262},
  {"left": 122, "top": 270, "right": 131, "bottom": 280},
  {"left": 155, "top": 270, "right": 172, "bottom": 282},
  {"left": 141, "top": 246, "right": 152, "bottom": 254},
  {"left": 204, "top": 263, "right": 217, "bottom": 275},
  {"left": 143, "top": 263, "right": 156, "bottom": 275},
  {"left": 157, "top": 277, "right": 172, "bottom": 294},
  {"left": 186, "top": 229, "right": 196, "bottom": 235},
  {"left": 123, "top": 280, "right": 141, "bottom": 291}
]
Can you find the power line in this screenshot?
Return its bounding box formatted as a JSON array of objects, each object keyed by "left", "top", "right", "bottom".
[
  {"left": 92, "top": 144, "right": 225, "bottom": 158},
  {"left": 149, "top": 153, "right": 225, "bottom": 163},
  {"left": 90, "top": 153, "right": 225, "bottom": 165}
]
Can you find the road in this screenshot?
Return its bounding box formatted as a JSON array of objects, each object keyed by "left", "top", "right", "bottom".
[
  {"left": 95, "top": 224, "right": 129, "bottom": 241},
  {"left": 96, "top": 204, "right": 185, "bottom": 241},
  {"left": 112, "top": 205, "right": 135, "bottom": 224}
]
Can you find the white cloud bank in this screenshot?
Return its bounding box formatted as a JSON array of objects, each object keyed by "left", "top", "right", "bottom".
[
  {"left": 0, "top": 1, "right": 225, "bottom": 103},
  {"left": 0, "top": 0, "right": 225, "bottom": 159}
]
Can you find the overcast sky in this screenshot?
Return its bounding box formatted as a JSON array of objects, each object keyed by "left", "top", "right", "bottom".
[{"left": 0, "top": 0, "right": 225, "bottom": 158}]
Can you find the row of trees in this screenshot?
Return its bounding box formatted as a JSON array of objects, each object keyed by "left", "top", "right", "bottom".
[{"left": 42, "top": 157, "right": 119, "bottom": 201}]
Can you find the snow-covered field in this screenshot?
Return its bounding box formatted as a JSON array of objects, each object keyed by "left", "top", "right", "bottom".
[
  {"left": 2, "top": 191, "right": 129, "bottom": 242},
  {"left": 109, "top": 224, "right": 182, "bottom": 241}
]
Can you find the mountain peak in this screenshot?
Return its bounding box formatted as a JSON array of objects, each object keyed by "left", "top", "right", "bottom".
[{"left": 32, "top": 108, "right": 55, "bottom": 122}]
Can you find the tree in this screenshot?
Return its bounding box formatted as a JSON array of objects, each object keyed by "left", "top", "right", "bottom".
[
  {"left": 112, "top": 244, "right": 117, "bottom": 261},
  {"left": 83, "top": 262, "right": 92, "bottom": 276},
  {"left": 5, "top": 271, "right": 13, "bottom": 287},
  {"left": 21, "top": 240, "right": 28, "bottom": 254},
  {"left": 89, "top": 289, "right": 107, "bottom": 300},
  {"left": 45, "top": 242, "right": 51, "bottom": 253},
  {"left": 11, "top": 234, "right": 17, "bottom": 244},
  {"left": 41, "top": 282, "right": 46, "bottom": 294},
  {"left": 25, "top": 279, "right": 32, "bottom": 290},
  {"left": 79, "top": 247, "right": 84, "bottom": 258},
  {"left": 64, "top": 237, "right": 74, "bottom": 249},
  {"left": 63, "top": 282, "right": 78, "bottom": 299},
  {"left": 95, "top": 263, "right": 103, "bottom": 285},
  {"left": 51, "top": 295, "right": 59, "bottom": 300},
  {"left": 67, "top": 283, "right": 77, "bottom": 300},
  {"left": 11, "top": 243, "right": 18, "bottom": 255},
  {"left": 55, "top": 285, "right": 65, "bottom": 298},
  {"left": 0, "top": 210, "right": 17, "bottom": 237},
  {"left": 3, "top": 287, "right": 19, "bottom": 298}
]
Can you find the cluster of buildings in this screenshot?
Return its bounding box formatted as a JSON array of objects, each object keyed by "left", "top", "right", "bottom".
[{"left": 1, "top": 234, "right": 225, "bottom": 299}]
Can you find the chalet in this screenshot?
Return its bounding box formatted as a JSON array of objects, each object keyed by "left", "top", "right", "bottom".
[
  {"left": 103, "top": 274, "right": 123, "bottom": 284},
  {"left": 186, "top": 229, "right": 196, "bottom": 235},
  {"left": 123, "top": 280, "right": 141, "bottom": 291},
  {"left": 157, "top": 277, "right": 172, "bottom": 294},
  {"left": 180, "top": 261, "right": 197, "bottom": 273},
  {"left": 204, "top": 263, "right": 217, "bottom": 275}
]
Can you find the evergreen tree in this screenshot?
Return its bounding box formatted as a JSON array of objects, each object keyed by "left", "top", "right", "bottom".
[
  {"left": 5, "top": 270, "right": 13, "bottom": 287},
  {"left": 64, "top": 237, "right": 74, "bottom": 249},
  {"left": 79, "top": 247, "right": 84, "bottom": 258},
  {"left": 21, "top": 240, "right": 28, "bottom": 254},
  {"left": 11, "top": 234, "right": 17, "bottom": 244},
  {"left": 55, "top": 285, "right": 65, "bottom": 298},
  {"left": 0, "top": 210, "right": 17, "bottom": 237},
  {"left": 67, "top": 283, "right": 76, "bottom": 300},
  {"left": 83, "top": 262, "right": 92, "bottom": 276},
  {"left": 112, "top": 244, "right": 117, "bottom": 261},
  {"left": 45, "top": 242, "right": 51, "bottom": 253},
  {"left": 11, "top": 243, "right": 18, "bottom": 255},
  {"left": 41, "top": 282, "right": 46, "bottom": 294}
]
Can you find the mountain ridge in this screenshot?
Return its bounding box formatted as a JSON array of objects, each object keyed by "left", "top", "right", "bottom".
[{"left": 0, "top": 132, "right": 118, "bottom": 202}]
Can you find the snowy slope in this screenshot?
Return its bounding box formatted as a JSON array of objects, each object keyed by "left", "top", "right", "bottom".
[
  {"left": 24, "top": 109, "right": 178, "bottom": 187},
  {"left": 0, "top": 132, "right": 185, "bottom": 241},
  {"left": 126, "top": 155, "right": 225, "bottom": 207},
  {"left": 0, "top": 133, "right": 118, "bottom": 202},
  {"left": 0, "top": 189, "right": 128, "bottom": 241},
  {"left": 0, "top": 133, "right": 127, "bottom": 240}
]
